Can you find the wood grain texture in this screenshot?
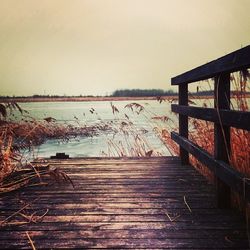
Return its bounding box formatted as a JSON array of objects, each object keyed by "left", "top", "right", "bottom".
[
  {"left": 0, "top": 157, "right": 248, "bottom": 249},
  {"left": 171, "top": 45, "right": 250, "bottom": 85},
  {"left": 178, "top": 84, "right": 189, "bottom": 165},
  {"left": 214, "top": 73, "right": 231, "bottom": 208},
  {"left": 171, "top": 104, "right": 250, "bottom": 131},
  {"left": 171, "top": 132, "right": 250, "bottom": 202}
]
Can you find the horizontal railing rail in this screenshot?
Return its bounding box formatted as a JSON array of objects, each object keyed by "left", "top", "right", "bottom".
[
  {"left": 172, "top": 45, "right": 250, "bottom": 85},
  {"left": 171, "top": 132, "right": 250, "bottom": 202},
  {"left": 171, "top": 45, "right": 250, "bottom": 208},
  {"left": 172, "top": 105, "right": 250, "bottom": 131}
]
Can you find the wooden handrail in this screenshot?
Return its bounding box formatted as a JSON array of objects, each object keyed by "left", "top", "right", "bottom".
[
  {"left": 171, "top": 132, "right": 250, "bottom": 203},
  {"left": 172, "top": 45, "right": 250, "bottom": 85},
  {"left": 171, "top": 46, "right": 250, "bottom": 209},
  {"left": 171, "top": 105, "right": 250, "bottom": 131}
]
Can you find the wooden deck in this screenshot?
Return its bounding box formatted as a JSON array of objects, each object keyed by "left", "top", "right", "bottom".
[{"left": 0, "top": 157, "right": 248, "bottom": 249}]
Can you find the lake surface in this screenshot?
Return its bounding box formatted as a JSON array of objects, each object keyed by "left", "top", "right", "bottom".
[
  {"left": 13, "top": 100, "right": 176, "bottom": 159},
  {"left": 10, "top": 97, "right": 249, "bottom": 160}
]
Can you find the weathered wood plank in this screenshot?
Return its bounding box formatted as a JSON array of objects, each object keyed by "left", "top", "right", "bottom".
[
  {"left": 32, "top": 156, "right": 180, "bottom": 165},
  {"left": 1, "top": 193, "right": 214, "bottom": 199},
  {"left": 0, "top": 208, "right": 238, "bottom": 216},
  {"left": 171, "top": 104, "right": 250, "bottom": 131},
  {"left": 171, "top": 132, "right": 250, "bottom": 202},
  {"left": 33, "top": 185, "right": 211, "bottom": 191},
  {"left": 179, "top": 83, "right": 189, "bottom": 164},
  {"left": 214, "top": 73, "right": 231, "bottom": 208},
  {"left": 0, "top": 157, "right": 248, "bottom": 249},
  {"left": 1, "top": 221, "right": 246, "bottom": 231},
  {"left": 19, "top": 186, "right": 214, "bottom": 193},
  {"left": 0, "top": 229, "right": 247, "bottom": 240},
  {"left": 0, "top": 214, "right": 244, "bottom": 224},
  {"left": 0, "top": 197, "right": 216, "bottom": 205},
  {"left": 1, "top": 238, "right": 249, "bottom": 249}
]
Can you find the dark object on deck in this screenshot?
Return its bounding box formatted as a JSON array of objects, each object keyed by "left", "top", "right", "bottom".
[
  {"left": 50, "top": 152, "right": 70, "bottom": 159},
  {"left": 171, "top": 45, "right": 250, "bottom": 208},
  {"left": 0, "top": 157, "right": 248, "bottom": 249}
]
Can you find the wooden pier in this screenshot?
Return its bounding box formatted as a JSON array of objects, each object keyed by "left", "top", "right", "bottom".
[
  {"left": 0, "top": 46, "right": 249, "bottom": 249},
  {"left": 0, "top": 157, "right": 248, "bottom": 249}
]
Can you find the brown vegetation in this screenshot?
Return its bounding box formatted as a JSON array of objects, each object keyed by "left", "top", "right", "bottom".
[
  {"left": 158, "top": 71, "right": 250, "bottom": 213},
  {"left": 0, "top": 96, "right": 175, "bottom": 103},
  {"left": 0, "top": 103, "right": 112, "bottom": 193},
  {"left": 0, "top": 71, "right": 249, "bottom": 199}
]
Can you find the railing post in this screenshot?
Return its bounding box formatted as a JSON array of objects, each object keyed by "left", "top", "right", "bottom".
[
  {"left": 214, "top": 73, "right": 231, "bottom": 208},
  {"left": 179, "top": 84, "right": 189, "bottom": 165}
]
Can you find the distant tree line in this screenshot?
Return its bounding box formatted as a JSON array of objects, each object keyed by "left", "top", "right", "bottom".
[
  {"left": 190, "top": 90, "right": 214, "bottom": 96},
  {"left": 189, "top": 90, "right": 250, "bottom": 96},
  {"left": 112, "top": 89, "right": 176, "bottom": 97},
  {"left": 31, "top": 94, "right": 96, "bottom": 98},
  {"left": 0, "top": 94, "right": 96, "bottom": 99},
  {"left": 0, "top": 90, "right": 248, "bottom": 99}
]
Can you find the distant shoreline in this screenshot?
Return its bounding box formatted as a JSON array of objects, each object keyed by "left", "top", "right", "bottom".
[
  {"left": 0, "top": 94, "right": 248, "bottom": 103},
  {"left": 0, "top": 96, "right": 175, "bottom": 103}
]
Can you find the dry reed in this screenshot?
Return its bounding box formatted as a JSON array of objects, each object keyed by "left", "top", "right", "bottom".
[
  {"left": 0, "top": 102, "right": 106, "bottom": 193},
  {"left": 157, "top": 70, "right": 250, "bottom": 210}
]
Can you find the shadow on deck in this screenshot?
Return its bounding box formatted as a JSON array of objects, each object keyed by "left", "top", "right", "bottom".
[{"left": 0, "top": 157, "right": 248, "bottom": 249}]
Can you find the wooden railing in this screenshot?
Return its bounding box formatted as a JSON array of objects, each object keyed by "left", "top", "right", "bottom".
[{"left": 171, "top": 45, "right": 250, "bottom": 208}]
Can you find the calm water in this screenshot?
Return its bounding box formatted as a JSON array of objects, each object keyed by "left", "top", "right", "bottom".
[
  {"left": 13, "top": 100, "right": 175, "bottom": 159},
  {"left": 11, "top": 97, "right": 249, "bottom": 159}
]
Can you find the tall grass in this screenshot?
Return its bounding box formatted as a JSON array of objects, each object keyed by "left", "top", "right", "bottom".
[
  {"left": 0, "top": 70, "right": 249, "bottom": 196},
  {"left": 0, "top": 103, "right": 112, "bottom": 193},
  {"left": 101, "top": 102, "right": 175, "bottom": 157},
  {"left": 157, "top": 71, "right": 250, "bottom": 213},
  {"left": 154, "top": 71, "right": 249, "bottom": 175}
]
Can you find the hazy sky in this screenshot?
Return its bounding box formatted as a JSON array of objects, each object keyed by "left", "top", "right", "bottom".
[{"left": 0, "top": 0, "right": 250, "bottom": 96}]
